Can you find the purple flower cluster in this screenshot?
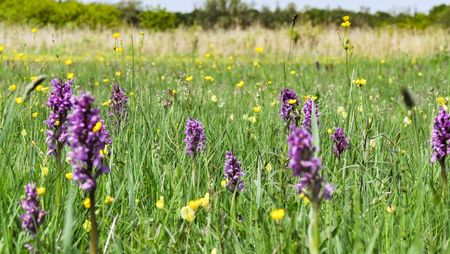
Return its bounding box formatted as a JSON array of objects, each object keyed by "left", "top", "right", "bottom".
[
  {"left": 302, "top": 98, "right": 320, "bottom": 132},
  {"left": 184, "top": 118, "right": 206, "bottom": 157},
  {"left": 431, "top": 107, "right": 450, "bottom": 163},
  {"left": 279, "top": 89, "right": 300, "bottom": 125},
  {"left": 224, "top": 151, "right": 245, "bottom": 192},
  {"left": 68, "top": 93, "right": 111, "bottom": 192},
  {"left": 45, "top": 79, "right": 73, "bottom": 156},
  {"left": 288, "top": 125, "right": 333, "bottom": 202},
  {"left": 20, "top": 183, "right": 46, "bottom": 235},
  {"left": 109, "top": 83, "right": 128, "bottom": 123},
  {"left": 331, "top": 127, "right": 350, "bottom": 158}
]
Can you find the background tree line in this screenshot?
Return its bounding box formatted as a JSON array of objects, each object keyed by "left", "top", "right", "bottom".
[{"left": 0, "top": 0, "right": 449, "bottom": 30}]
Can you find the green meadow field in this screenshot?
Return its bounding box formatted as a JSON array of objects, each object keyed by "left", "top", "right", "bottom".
[{"left": 0, "top": 19, "right": 449, "bottom": 253}]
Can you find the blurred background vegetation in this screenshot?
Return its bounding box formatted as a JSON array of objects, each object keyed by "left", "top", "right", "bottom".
[{"left": 0, "top": 0, "right": 449, "bottom": 30}]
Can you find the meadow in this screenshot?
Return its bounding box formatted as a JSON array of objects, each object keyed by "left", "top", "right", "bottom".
[{"left": 0, "top": 21, "right": 449, "bottom": 253}]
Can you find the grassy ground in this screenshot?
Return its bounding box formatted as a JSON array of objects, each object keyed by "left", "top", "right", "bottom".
[{"left": 0, "top": 26, "right": 449, "bottom": 253}]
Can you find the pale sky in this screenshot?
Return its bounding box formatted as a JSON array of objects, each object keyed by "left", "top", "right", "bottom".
[{"left": 82, "top": 0, "right": 450, "bottom": 13}]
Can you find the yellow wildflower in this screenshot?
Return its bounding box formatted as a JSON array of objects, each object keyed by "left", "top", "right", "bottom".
[
  {"left": 287, "top": 99, "right": 297, "bottom": 105},
  {"left": 188, "top": 199, "right": 202, "bottom": 210},
  {"left": 102, "top": 100, "right": 111, "bottom": 106},
  {"left": 304, "top": 95, "right": 318, "bottom": 101},
  {"left": 255, "top": 47, "right": 264, "bottom": 54},
  {"left": 325, "top": 130, "right": 334, "bottom": 137},
  {"left": 211, "top": 95, "right": 218, "bottom": 102},
  {"left": 55, "top": 120, "right": 60, "bottom": 126},
  {"left": 299, "top": 193, "right": 310, "bottom": 205},
  {"left": 83, "top": 197, "right": 91, "bottom": 209},
  {"left": 221, "top": 179, "right": 228, "bottom": 188},
  {"left": 342, "top": 16, "right": 350, "bottom": 21},
  {"left": 180, "top": 206, "right": 195, "bottom": 222},
  {"left": 114, "top": 47, "right": 123, "bottom": 53},
  {"left": 37, "top": 187, "right": 46, "bottom": 196},
  {"left": 270, "top": 209, "right": 285, "bottom": 221},
  {"left": 252, "top": 105, "right": 262, "bottom": 113},
  {"left": 156, "top": 196, "right": 164, "bottom": 209},
  {"left": 436, "top": 96, "right": 447, "bottom": 107},
  {"left": 32, "top": 112, "right": 39, "bottom": 118},
  {"left": 0, "top": 45, "right": 4, "bottom": 54},
  {"left": 65, "top": 172, "right": 73, "bottom": 180},
  {"left": 15, "top": 97, "right": 24, "bottom": 104},
  {"left": 115, "top": 71, "right": 122, "bottom": 77},
  {"left": 341, "top": 21, "right": 351, "bottom": 28},
  {"left": 104, "top": 195, "right": 114, "bottom": 205},
  {"left": 112, "top": 32, "right": 120, "bottom": 39},
  {"left": 21, "top": 129, "right": 27, "bottom": 136},
  {"left": 65, "top": 59, "right": 73, "bottom": 65},
  {"left": 204, "top": 76, "right": 214, "bottom": 81},
  {"left": 236, "top": 80, "right": 245, "bottom": 89},
  {"left": 67, "top": 72, "right": 74, "bottom": 79},
  {"left": 103, "top": 79, "right": 110, "bottom": 84},
  {"left": 290, "top": 70, "right": 297, "bottom": 75},
  {"left": 31, "top": 28, "right": 38, "bottom": 33},
  {"left": 8, "top": 84, "right": 16, "bottom": 92},
  {"left": 92, "top": 121, "right": 102, "bottom": 132}
]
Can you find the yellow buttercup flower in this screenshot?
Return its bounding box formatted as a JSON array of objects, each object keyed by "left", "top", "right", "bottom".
[
  {"left": 287, "top": 99, "right": 297, "bottom": 105},
  {"left": 342, "top": 16, "right": 350, "bottom": 21},
  {"left": 114, "top": 47, "right": 123, "bottom": 53},
  {"left": 185, "top": 76, "right": 193, "bottom": 82},
  {"left": 255, "top": 47, "right": 264, "bottom": 54},
  {"left": 436, "top": 96, "right": 447, "bottom": 107},
  {"left": 115, "top": 71, "right": 122, "bottom": 77},
  {"left": 252, "top": 105, "right": 262, "bottom": 113},
  {"left": 112, "top": 32, "right": 120, "bottom": 39},
  {"left": 65, "top": 172, "right": 73, "bottom": 180},
  {"left": 221, "top": 179, "right": 228, "bottom": 187},
  {"left": 236, "top": 80, "right": 245, "bottom": 89},
  {"left": 270, "top": 209, "right": 285, "bottom": 221},
  {"left": 180, "top": 206, "right": 195, "bottom": 222},
  {"left": 31, "top": 28, "right": 38, "bottom": 33},
  {"left": 156, "top": 196, "right": 164, "bottom": 209},
  {"left": 15, "top": 97, "right": 24, "bottom": 104},
  {"left": 204, "top": 76, "right": 214, "bottom": 81},
  {"left": 67, "top": 72, "right": 74, "bottom": 79},
  {"left": 8, "top": 84, "right": 16, "bottom": 92},
  {"left": 103, "top": 79, "right": 110, "bottom": 84},
  {"left": 341, "top": 21, "right": 351, "bottom": 28},
  {"left": 304, "top": 95, "right": 318, "bottom": 101},
  {"left": 188, "top": 199, "right": 202, "bottom": 210},
  {"left": 32, "top": 112, "right": 39, "bottom": 118},
  {"left": 83, "top": 197, "right": 91, "bottom": 209},
  {"left": 92, "top": 121, "right": 102, "bottom": 132},
  {"left": 0, "top": 45, "right": 4, "bottom": 54},
  {"left": 104, "top": 195, "right": 114, "bottom": 205},
  {"left": 353, "top": 78, "right": 367, "bottom": 87},
  {"left": 54, "top": 120, "right": 60, "bottom": 126},
  {"left": 299, "top": 193, "right": 310, "bottom": 205},
  {"left": 102, "top": 100, "right": 111, "bottom": 106},
  {"left": 65, "top": 59, "right": 73, "bottom": 65},
  {"left": 37, "top": 187, "right": 46, "bottom": 196},
  {"left": 327, "top": 128, "right": 333, "bottom": 135}
]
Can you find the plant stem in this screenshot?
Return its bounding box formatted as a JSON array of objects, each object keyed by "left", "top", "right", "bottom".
[
  {"left": 89, "top": 190, "right": 99, "bottom": 254},
  {"left": 56, "top": 143, "right": 63, "bottom": 207},
  {"left": 439, "top": 159, "right": 447, "bottom": 197},
  {"left": 308, "top": 203, "right": 320, "bottom": 254}
]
